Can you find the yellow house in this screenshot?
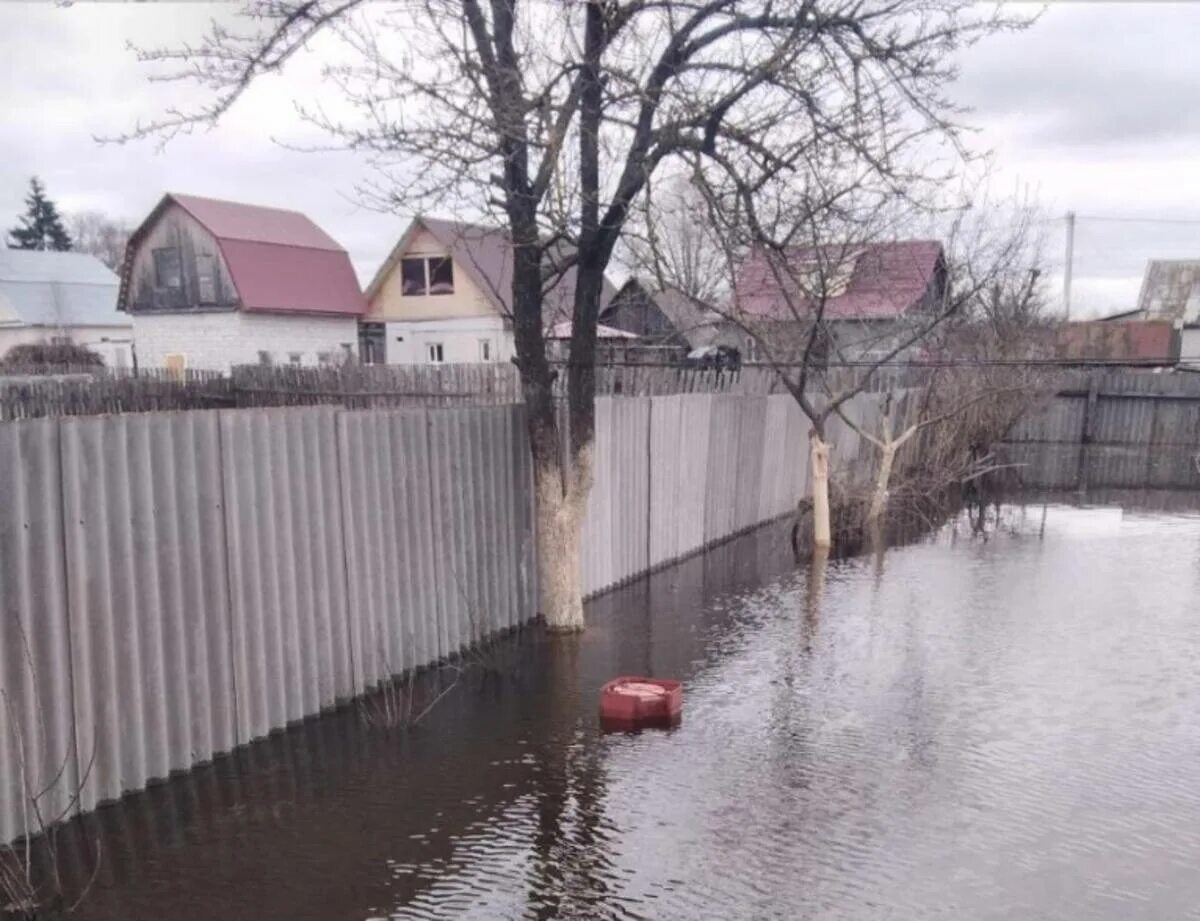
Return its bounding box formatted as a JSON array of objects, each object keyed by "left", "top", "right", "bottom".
[{"left": 362, "top": 216, "right": 616, "bottom": 364}]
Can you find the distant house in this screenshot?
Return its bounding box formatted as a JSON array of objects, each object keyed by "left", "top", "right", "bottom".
[
  {"left": 0, "top": 249, "right": 132, "bottom": 367},
  {"left": 733, "top": 240, "right": 946, "bottom": 361},
  {"left": 600, "top": 278, "right": 718, "bottom": 348},
  {"left": 363, "top": 217, "right": 616, "bottom": 364},
  {"left": 1057, "top": 320, "right": 1178, "bottom": 362},
  {"left": 1135, "top": 259, "right": 1200, "bottom": 363},
  {"left": 118, "top": 193, "right": 366, "bottom": 372}
]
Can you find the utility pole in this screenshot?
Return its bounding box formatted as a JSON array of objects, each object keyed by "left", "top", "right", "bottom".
[{"left": 1063, "top": 210, "right": 1076, "bottom": 320}]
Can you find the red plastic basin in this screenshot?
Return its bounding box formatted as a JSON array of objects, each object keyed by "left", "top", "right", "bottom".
[{"left": 599, "top": 676, "right": 682, "bottom": 731}]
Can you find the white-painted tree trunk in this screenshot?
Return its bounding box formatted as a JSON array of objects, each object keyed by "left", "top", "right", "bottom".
[
  {"left": 810, "top": 433, "right": 831, "bottom": 550},
  {"left": 533, "top": 447, "right": 591, "bottom": 633},
  {"left": 866, "top": 440, "right": 897, "bottom": 527}
]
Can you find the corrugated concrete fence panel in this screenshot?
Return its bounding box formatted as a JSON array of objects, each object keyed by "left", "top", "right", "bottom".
[
  {"left": 610, "top": 397, "right": 650, "bottom": 590},
  {"left": 1148, "top": 398, "right": 1200, "bottom": 447},
  {"left": 1092, "top": 398, "right": 1155, "bottom": 446},
  {"left": 757, "top": 395, "right": 793, "bottom": 522},
  {"left": 733, "top": 397, "right": 767, "bottom": 532},
  {"left": 426, "top": 407, "right": 529, "bottom": 654},
  {"left": 338, "top": 410, "right": 408, "bottom": 690},
  {"left": 62, "top": 412, "right": 234, "bottom": 812},
  {"left": 385, "top": 409, "right": 444, "bottom": 671},
  {"left": 581, "top": 399, "right": 613, "bottom": 596},
  {"left": 648, "top": 395, "right": 684, "bottom": 567},
  {"left": 704, "top": 395, "right": 742, "bottom": 545},
  {"left": 1008, "top": 397, "right": 1085, "bottom": 443},
  {"left": 675, "top": 394, "right": 714, "bottom": 558},
  {"left": 785, "top": 400, "right": 811, "bottom": 504},
  {"left": 220, "top": 407, "right": 350, "bottom": 745},
  {"left": 0, "top": 419, "right": 77, "bottom": 845}
]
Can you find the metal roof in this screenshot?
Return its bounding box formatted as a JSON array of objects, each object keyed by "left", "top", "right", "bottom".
[
  {"left": 121, "top": 193, "right": 366, "bottom": 317},
  {"left": 734, "top": 240, "right": 944, "bottom": 321},
  {"left": 0, "top": 249, "right": 126, "bottom": 328},
  {"left": 1136, "top": 259, "right": 1200, "bottom": 323}
]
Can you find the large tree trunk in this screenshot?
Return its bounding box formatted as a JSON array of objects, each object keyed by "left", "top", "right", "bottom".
[
  {"left": 810, "top": 430, "right": 832, "bottom": 551},
  {"left": 532, "top": 445, "right": 590, "bottom": 633}
]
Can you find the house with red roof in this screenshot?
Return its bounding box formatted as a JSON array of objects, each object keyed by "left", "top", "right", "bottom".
[
  {"left": 363, "top": 216, "right": 616, "bottom": 364},
  {"left": 118, "top": 193, "right": 366, "bottom": 371},
  {"left": 732, "top": 240, "right": 946, "bottom": 361}
]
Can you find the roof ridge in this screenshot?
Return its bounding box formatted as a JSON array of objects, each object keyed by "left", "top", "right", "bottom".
[{"left": 167, "top": 190, "right": 310, "bottom": 217}]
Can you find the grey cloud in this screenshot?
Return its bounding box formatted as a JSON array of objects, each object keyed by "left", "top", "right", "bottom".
[{"left": 955, "top": 3, "right": 1200, "bottom": 149}]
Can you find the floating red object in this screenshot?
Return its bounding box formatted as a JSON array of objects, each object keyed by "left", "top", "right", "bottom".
[{"left": 599, "top": 676, "right": 682, "bottom": 731}]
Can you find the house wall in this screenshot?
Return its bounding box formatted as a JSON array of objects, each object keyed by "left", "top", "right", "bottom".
[
  {"left": 375, "top": 315, "right": 514, "bottom": 365},
  {"left": 367, "top": 228, "right": 499, "bottom": 321},
  {"left": 126, "top": 203, "right": 240, "bottom": 312},
  {"left": 133, "top": 311, "right": 359, "bottom": 371},
  {"left": 1182, "top": 327, "right": 1200, "bottom": 364},
  {"left": 0, "top": 324, "right": 134, "bottom": 368},
  {"left": 603, "top": 285, "right": 685, "bottom": 344}
]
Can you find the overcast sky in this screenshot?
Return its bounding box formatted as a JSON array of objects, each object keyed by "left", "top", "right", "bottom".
[{"left": 3, "top": 1, "right": 1199, "bottom": 317}]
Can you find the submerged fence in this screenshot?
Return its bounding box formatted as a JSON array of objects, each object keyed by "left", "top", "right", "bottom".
[
  {"left": 999, "top": 370, "right": 1200, "bottom": 490},
  {"left": 0, "top": 392, "right": 878, "bottom": 844}
]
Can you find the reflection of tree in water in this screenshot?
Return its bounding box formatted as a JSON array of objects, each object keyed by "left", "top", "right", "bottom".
[{"left": 525, "top": 637, "right": 618, "bottom": 921}]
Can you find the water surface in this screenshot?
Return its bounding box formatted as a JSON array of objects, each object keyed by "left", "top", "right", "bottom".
[{"left": 63, "top": 493, "right": 1200, "bottom": 920}]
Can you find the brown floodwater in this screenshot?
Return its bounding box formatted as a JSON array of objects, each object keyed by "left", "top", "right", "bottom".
[{"left": 47, "top": 491, "right": 1200, "bottom": 920}]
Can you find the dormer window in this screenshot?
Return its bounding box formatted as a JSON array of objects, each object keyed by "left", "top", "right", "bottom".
[{"left": 400, "top": 256, "right": 454, "bottom": 296}]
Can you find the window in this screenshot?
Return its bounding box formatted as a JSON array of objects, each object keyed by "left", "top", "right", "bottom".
[
  {"left": 197, "top": 254, "right": 216, "bottom": 304},
  {"left": 289, "top": 352, "right": 303, "bottom": 366},
  {"left": 400, "top": 256, "right": 455, "bottom": 296},
  {"left": 478, "top": 338, "right": 492, "bottom": 362},
  {"left": 401, "top": 258, "right": 427, "bottom": 296},
  {"left": 427, "top": 342, "right": 444, "bottom": 364},
  {"left": 429, "top": 258, "right": 454, "bottom": 295},
  {"left": 153, "top": 247, "right": 182, "bottom": 289}
]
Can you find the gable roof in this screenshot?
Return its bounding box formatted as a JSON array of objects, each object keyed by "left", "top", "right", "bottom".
[
  {"left": 119, "top": 193, "right": 365, "bottom": 317},
  {"left": 1136, "top": 259, "right": 1200, "bottom": 323},
  {"left": 734, "top": 240, "right": 944, "bottom": 321},
  {"left": 0, "top": 248, "right": 126, "bottom": 328},
  {"left": 602, "top": 278, "right": 721, "bottom": 347},
  {"left": 367, "top": 216, "right": 616, "bottom": 330}
]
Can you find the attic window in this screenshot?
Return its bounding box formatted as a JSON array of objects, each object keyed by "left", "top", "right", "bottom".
[
  {"left": 400, "top": 256, "right": 455, "bottom": 296},
  {"left": 401, "top": 258, "right": 427, "bottom": 296},
  {"left": 429, "top": 258, "right": 454, "bottom": 295},
  {"left": 153, "top": 247, "right": 182, "bottom": 290}
]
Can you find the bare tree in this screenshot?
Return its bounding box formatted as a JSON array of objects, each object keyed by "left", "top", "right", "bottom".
[
  {"left": 621, "top": 173, "right": 731, "bottom": 306},
  {"left": 672, "top": 178, "right": 1047, "bottom": 551},
  {"left": 67, "top": 211, "right": 130, "bottom": 272},
  {"left": 114, "top": 0, "right": 1026, "bottom": 630}
]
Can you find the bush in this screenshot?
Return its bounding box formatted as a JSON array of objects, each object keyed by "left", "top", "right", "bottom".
[{"left": 1, "top": 341, "right": 105, "bottom": 370}]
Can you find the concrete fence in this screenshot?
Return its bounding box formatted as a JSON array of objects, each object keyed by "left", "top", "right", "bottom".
[
  {"left": 1000, "top": 371, "right": 1200, "bottom": 490},
  {"left": 1, "top": 392, "right": 876, "bottom": 844}
]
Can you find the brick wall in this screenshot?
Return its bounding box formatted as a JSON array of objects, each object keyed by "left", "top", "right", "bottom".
[{"left": 133, "top": 311, "right": 360, "bottom": 371}]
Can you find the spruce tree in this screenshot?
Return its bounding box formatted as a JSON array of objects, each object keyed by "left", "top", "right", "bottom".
[{"left": 8, "top": 177, "right": 73, "bottom": 251}]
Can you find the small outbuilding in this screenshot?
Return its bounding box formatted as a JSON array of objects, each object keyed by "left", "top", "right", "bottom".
[
  {"left": 0, "top": 248, "right": 132, "bottom": 367},
  {"left": 118, "top": 193, "right": 366, "bottom": 372}
]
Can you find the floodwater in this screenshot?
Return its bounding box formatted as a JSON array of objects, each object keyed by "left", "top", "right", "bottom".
[{"left": 54, "top": 491, "right": 1200, "bottom": 920}]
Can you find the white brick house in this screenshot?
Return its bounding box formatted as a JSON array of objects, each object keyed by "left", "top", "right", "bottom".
[{"left": 119, "top": 193, "right": 366, "bottom": 372}]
